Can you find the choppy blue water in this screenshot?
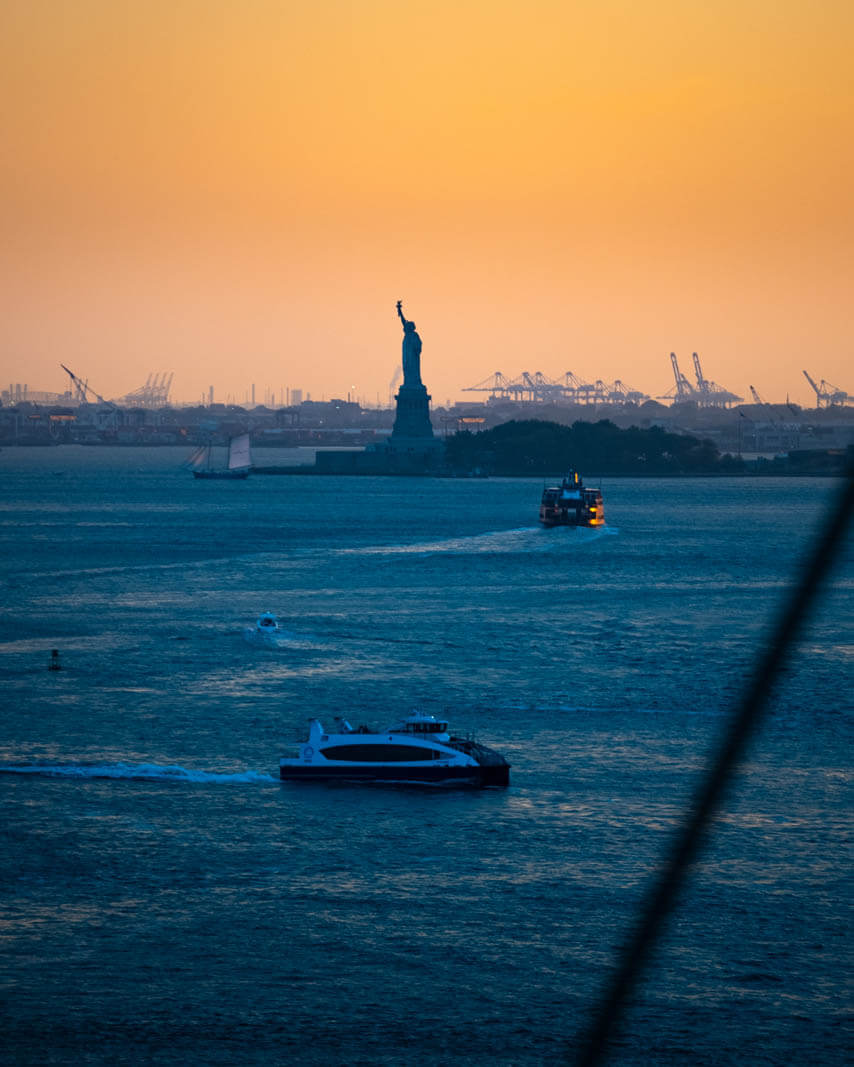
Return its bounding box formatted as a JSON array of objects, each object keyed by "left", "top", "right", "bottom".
[{"left": 1, "top": 447, "right": 851, "bottom": 1065}]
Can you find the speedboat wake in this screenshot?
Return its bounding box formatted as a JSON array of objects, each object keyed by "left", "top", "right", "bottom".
[
  {"left": 0, "top": 761, "right": 276, "bottom": 784},
  {"left": 337, "top": 525, "right": 617, "bottom": 557}
]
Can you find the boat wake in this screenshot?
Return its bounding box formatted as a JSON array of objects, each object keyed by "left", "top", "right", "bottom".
[
  {"left": 337, "top": 525, "right": 617, "bottom": 557},
  {"left": 242, "top": 627, "right": 298, "bottom": 648},
  {"left": 0, "top": 761, "right": 276, "bottom": 784}
]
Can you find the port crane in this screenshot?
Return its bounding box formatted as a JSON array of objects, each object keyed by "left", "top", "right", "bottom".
[
  {"left": 664, "top": 352, "right": 695, "bottom": 401},
  {"left": 60, "top": 364, "right": 117, "bottom": 408},
  {"left": 463, "top": 369, "right": 649, "bottom": 406},
  {"left": 659, "top": 353, "right": 742, "bottom": 407},
  {"left": 803, "top": 369, "right": 851, "bottom": 408},
  {"left": 463, "top": 371, "right": 514, "bottom": 399},
  {"left": 691, "top": 353, "right": 743, "bottom": 407},
  {"left": 117, "top": 372, "right": 174, "bottom": 408},
  {"left": 506, "top": 371, "right": 564, "bottom": 403}
]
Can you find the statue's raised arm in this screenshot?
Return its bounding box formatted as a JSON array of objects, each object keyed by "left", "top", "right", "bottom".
[{"left": 396, "top": 300, "right": 409, "bottom": 328}]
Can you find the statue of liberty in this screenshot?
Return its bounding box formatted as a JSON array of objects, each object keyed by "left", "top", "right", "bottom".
[{"left": 396, "top": 300, "right": 422, "bottom": 386}]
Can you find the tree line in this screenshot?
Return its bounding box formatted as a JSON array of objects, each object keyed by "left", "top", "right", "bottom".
[{"left": 444, "top": 419, "right": 743, "bottom": 475}]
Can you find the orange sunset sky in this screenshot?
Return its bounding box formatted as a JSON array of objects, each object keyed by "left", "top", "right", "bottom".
[{"left": 1, "top": 0, "right": 852, "bottom": 408}]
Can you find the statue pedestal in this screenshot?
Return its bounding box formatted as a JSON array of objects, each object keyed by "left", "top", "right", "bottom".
[{"left": 391, "top": 383, "right": 435, "bottom": 441}]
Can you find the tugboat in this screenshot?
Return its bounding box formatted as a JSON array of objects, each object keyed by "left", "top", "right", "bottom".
[
  {"left": 539, "top": 471, "right": 604, "bottom": 528},
  {"left": 279, "top": 711, "right": 510, "bottom": 788}
]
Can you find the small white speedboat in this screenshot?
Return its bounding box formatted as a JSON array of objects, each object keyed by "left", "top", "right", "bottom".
[
  {"left": 255, "top": 613, "right": 279, "bottom": 633},
  {"left": 244, "top": 612, "right": 289, "bottom": 646}
]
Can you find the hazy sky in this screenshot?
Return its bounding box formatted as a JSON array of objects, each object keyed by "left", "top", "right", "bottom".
[{"left": 2, "top": 0, "right": 852, "bottom": 407}]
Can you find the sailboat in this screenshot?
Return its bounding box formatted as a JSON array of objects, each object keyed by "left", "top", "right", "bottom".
[{"left": 187, "top": 433, "right": 252, "bottom": 479}]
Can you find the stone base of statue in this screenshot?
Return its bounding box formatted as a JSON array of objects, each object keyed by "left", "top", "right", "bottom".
[
  {"left": 391, "top": 383, "right": 436, "bottom": 441},
  {"left": 313, "top": 382, "right": 443, "bottom": 475}
]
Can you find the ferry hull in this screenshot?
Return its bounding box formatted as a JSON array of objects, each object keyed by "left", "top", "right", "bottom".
[
  {"left": 279, "top": 762, "right": 509, "bottom": 788},
  {"left": 539, "top": 510, "right": 604, "bottom": 529}
]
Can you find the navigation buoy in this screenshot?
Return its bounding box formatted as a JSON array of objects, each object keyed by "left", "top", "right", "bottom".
[{"left": 48, "top": 649, "right": 61, "bottom": 671}]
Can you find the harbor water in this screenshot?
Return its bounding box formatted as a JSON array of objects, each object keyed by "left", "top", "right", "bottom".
[{"left": 1, "top": 447, "right": 851, "bottom": 1065}]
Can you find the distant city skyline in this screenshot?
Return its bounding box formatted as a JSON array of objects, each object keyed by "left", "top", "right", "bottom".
[{"left": 1, "top": 2, "right": 851, "bottom": 411}]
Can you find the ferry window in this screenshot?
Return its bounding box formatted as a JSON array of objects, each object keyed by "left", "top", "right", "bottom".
[{"left": 322, "top": 745, "right": 435, "bottom": 762}]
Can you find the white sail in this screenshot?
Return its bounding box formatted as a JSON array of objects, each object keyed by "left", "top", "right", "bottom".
[{"left": 228, "top": 433, "right": 251, "bottom": 470}]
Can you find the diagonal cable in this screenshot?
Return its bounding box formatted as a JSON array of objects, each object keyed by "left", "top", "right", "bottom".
[{"left": 572, "top": 460, "right": 854, "bottom": 1066}]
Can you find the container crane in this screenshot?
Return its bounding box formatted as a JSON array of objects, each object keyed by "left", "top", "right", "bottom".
[
  {"left": 60, "top": 364, "right": 117, "bottom": 408},
  {"left": 61, "top": 364, "right": 89, "bottom": 403},
  {"left": 507, "top": 371, "right": 562, "bottom": 403},
  {"left": 691, "top": 352, "right": 743, "bottom": 408},
  {"left": 668, "top": 353, "right": 695, "bottom": 401},
  {"left": 803, "top": 370, "right": 851, "bottom": 408},
  {"left": 692, "top": 352, "right": 709, "bottom": 393},
  {"left": 820, "top": 380, "right": 851, "bottom": 406},
  {"left": 609, "top": 380, "right": 648, "bottom": 404},
  {"left": 463, "top": 372, "right": 513, "bottom": 399},
  {"left": 116, "top": 371, "right": 174, "bottom": 408},
  {"left": 803, "top": 369, "right": 824, "bottom": 406},
  {"left": 462, "top": 368, "right": 649, "bottom": 406}
]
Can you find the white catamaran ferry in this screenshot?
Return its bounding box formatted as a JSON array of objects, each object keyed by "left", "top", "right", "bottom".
[{"left": 279, "top": 711, "right": 510, "bottom": 788}]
